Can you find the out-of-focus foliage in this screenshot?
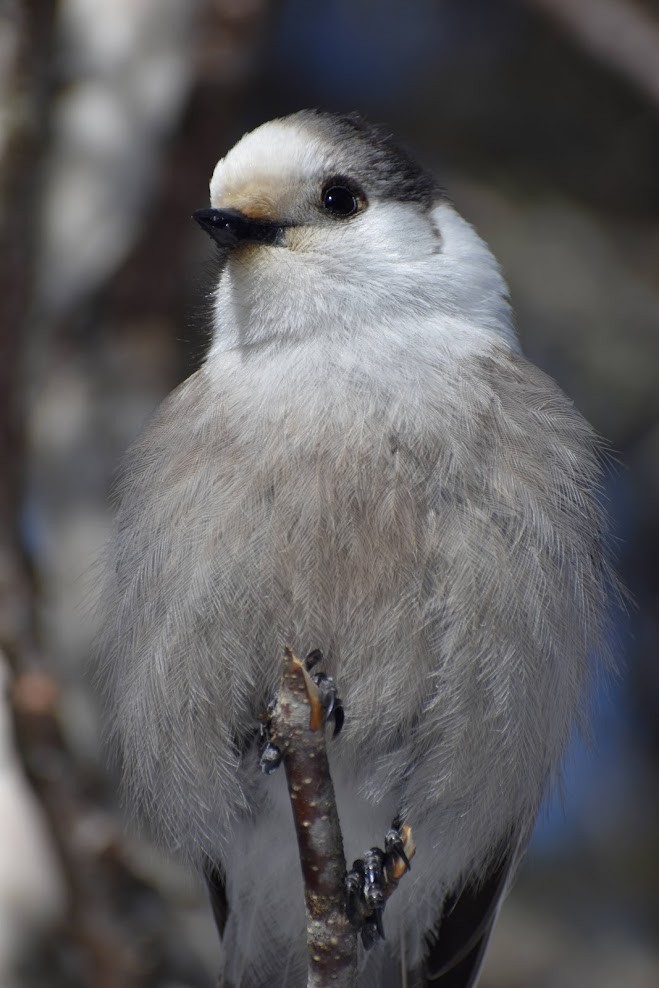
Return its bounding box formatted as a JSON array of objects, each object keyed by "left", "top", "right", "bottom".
[{"left": 0, "top": 1, "right": 657, "bottom": 985}]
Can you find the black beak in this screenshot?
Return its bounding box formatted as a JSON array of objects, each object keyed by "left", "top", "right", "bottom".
[{"left": 192, "top": 208, "right": 285, "bottom": 249}]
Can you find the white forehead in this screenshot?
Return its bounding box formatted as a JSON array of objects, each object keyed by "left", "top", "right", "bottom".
[{"left": 209, "top": 119, "right": 334, "bottom": 204}]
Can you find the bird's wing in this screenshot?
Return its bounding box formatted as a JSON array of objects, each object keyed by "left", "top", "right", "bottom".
[{"left": 423, "top": 836, "right": 522, "bottom": 987}]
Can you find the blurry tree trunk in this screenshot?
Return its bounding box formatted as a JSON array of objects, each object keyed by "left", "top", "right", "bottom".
[
  {"left": 0, "top": 2, "right": 277, "bottom": 986},
  {"left": 0, "top": 0, "right": 54, "bottom": 602},
  {"left": 0, "top": 4, "right": 135, "bottom": 986},
  {"left": 522, "top": 0, "right": 659, "bottom": 107}
]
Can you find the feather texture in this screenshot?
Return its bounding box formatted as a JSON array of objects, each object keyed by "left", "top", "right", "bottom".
[{"left": 98, "top": 112, "right": 613, "bottom": 987}]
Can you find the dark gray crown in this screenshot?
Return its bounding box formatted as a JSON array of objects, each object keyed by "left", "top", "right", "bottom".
[{"left": 291, "top": 109, "right": 444, "bottom": 210}]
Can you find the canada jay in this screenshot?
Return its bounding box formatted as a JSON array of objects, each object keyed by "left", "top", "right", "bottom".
[{"left": 100, "top": 111, "right": 611, "bottom": 987}]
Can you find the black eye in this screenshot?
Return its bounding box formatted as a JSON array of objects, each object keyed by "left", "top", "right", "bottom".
[{"left": 321, "top": 180, "right": 364, "bottom": 218}]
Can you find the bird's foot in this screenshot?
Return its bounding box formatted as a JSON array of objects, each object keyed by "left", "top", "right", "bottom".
[
  {"left": 258, "top": 648, "right": 343, "bottom": 774},
  {"left": 345, "top": 820, "right": 415, "bottom": 949}
]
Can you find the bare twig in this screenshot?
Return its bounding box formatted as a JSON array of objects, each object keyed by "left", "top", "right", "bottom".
[
  {"left": 522, "top": 0, "right": 659, "bottom": 108},
  {"left": 266, "top": 648, "right": 358, "bottom": 988}
]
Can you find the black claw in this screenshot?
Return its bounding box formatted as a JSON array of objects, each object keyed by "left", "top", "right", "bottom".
[
  {"left": 373, "top": 907, "right": 386, "bottom": 941},
  {"left": 319, "top": 680, "right": 335, "bottom": 718},
  {"left": 312, "top": 671, "right": 335, "bottom": 712},
  {"left": 309, "top": 664, "right": 345, "bottom": 738},
  {"left": 384, "top": 826, "right": 411, "bottom": 872},
  {"left": 397, "top": 846, "right": 411, "bottom": 871},
  {"left": 305, "top": 648, "right": 323, "bottom": 671},
  {"left": 332, "top": 700, "right": 344, "bottom": 737}
]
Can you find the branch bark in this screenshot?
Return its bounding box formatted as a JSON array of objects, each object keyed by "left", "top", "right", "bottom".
[{"left": 266, "top": 648, "right": 358, "bottom": 988}]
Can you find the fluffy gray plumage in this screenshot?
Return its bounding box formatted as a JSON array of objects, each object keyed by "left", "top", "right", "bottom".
[{"left": 99, "top": 111, "right": 612, "bottom": 987}]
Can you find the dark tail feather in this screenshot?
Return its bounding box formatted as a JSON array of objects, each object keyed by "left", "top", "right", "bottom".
[{"left": 424, "top": 841, "right": 514, "bottom": 987}]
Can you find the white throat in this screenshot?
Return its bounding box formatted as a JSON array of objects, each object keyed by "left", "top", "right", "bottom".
[{"left": 208, "top": 201, "right": 518, "bottom": 361}]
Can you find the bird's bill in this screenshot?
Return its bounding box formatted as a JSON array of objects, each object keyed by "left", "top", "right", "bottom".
[{"left": 192, "top": 207, "right": 285, "bottom": 249}]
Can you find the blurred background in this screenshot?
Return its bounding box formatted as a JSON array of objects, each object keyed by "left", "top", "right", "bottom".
[{"left": 1, "top": 0, "right": 658, "bottom": 985}]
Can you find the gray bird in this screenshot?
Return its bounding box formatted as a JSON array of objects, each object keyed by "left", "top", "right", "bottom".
[{"left": 100, "top": 111, "right": 612, "bottom": 987}]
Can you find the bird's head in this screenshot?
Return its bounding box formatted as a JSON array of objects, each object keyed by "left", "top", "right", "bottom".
[{"left": 195, "top": 111, "right": 514, "bottom": 351}]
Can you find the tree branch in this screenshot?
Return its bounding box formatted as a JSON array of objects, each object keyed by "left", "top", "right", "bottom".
[{"left": 266, "top": 648, "right": 358, "bottom": 988}]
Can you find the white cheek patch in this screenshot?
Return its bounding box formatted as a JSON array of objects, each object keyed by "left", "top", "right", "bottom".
[
  {"left": 356, "top": 200, "right": 441, "bottom": 262},
  {"left": 430, "top": 203, "right": 519, "bottom": 350},
  {"left": 209, "top": 120, "right": 333, "bottom": 209}
]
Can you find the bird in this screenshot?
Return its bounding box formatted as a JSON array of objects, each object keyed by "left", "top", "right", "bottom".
[{"left": 99, "top": 110, "right": 612, "bottom": 987}]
